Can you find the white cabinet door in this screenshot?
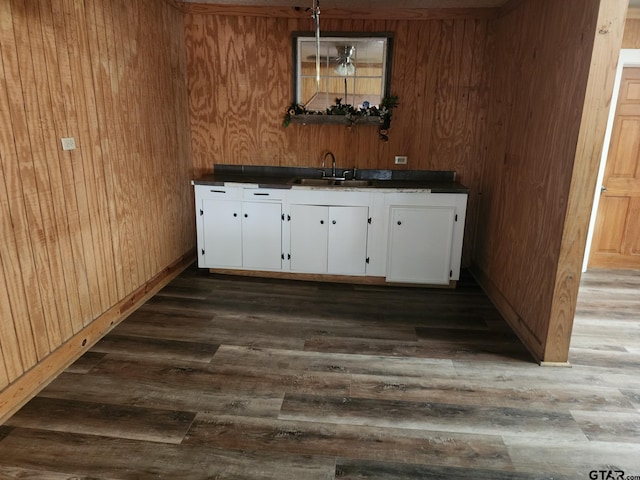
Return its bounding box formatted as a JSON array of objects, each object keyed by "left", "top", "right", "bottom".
[
  {"left": 202, "top": 199, "right": 242, "bottom": 268},
  {"left": 290, "top": 204, "right": 329, "bottom": 273},
  {"left": 387, "top": 206, "right": 455, "bottom": 285},
  {"left": 242, "top": 202, "right": 282, "bottom": 270},
  {"left": 327, "top": 206, "right": 369, "bottom": 275},
  {"left": 290, "top": 204, "right": 368, "bottom": 275}
]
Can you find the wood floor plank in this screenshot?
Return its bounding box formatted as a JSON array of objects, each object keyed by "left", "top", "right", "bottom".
[
  {"left": 64, "top": 351, "right": 107, "bottom": 374},
  {"left": 5, "top": 397, "right": 195, "bottom": 444},
  {"left": 89, "top": 355, "right": 352, "bottom": 398},
  {"left": 90, "top": 334, "right": 219, "bottom": 363},
  {"left": 569, "top": 347, "right": 640, "bottom": 369},
  {"left": 141, "top": 301, "right": 421, "bottom": 343},
  {"left": 305, "top": 336, "right": 534, "bottom": 362},
  {"left": 452, "top": 360, "right": 640, "bottom": 390},
  {"left": 279, "top": 393, "right": 587, "bottom": 440},
  {"left": 184, "top": 413, "right": 516, "bottom": 471},
  {"left": 621, "top": 389, "right": 640, "bottom": 410},
  {"left": 116, "top": 310, "right": 307, "bottom": 350},
  {"left": 334, "top": 458, "right": 569, "bottom": 480},
  {"left": 211, "top": 344, "right": 457, "bottom": 378},
  {"left": 504, "top": 437, "right": 640, "bottom": 477},
  {"left": 0, "top": 428, "right": 336, "bottom": 480},
  {"left": 0, "top": 426, "right": 13, "bottom": 442},
  {"left": 0, "top": 465, "right": 115, "bottom": 480},
  {"left": 571, "top": 410, "right": 640, "bottom": 443},
  {"left": 349, "top": 374, "right": 636, "bottom": 412},
  {"left": 40, "top": 372, "right": 283, "bottom": 418}
]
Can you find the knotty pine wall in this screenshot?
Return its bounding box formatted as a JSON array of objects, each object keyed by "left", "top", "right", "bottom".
[
  {"left": 0, "top": 0, "right": 193, "bottom": 418},
  {"left": 473, "top": 0, "right": 622, "bottom": 362},
  {"left": 184, "top": 9, "right": 493, "bottom": 267}
]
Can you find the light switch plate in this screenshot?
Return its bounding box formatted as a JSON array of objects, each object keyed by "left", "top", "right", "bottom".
[{"left": 61, "top": 137, "right": 76, "bottom": 151}]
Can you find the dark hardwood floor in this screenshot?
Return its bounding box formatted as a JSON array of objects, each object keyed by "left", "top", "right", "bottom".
[{"left": 1, "top": 266, "right": 639, "bottom": 479}]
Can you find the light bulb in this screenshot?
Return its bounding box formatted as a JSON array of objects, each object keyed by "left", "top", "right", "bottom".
[{"left": 334, "top": 63, "right": 355, "bottom": 76}]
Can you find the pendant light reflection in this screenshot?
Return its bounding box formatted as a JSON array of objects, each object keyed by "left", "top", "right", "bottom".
[
  {"left": 334, "top": 62, "right": 355, "bottom": 76},
  {"left": 334, "top": 45, "right": 356, "bottom": 76}
]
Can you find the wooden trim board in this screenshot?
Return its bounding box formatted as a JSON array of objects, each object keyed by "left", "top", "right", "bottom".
[
  {"left": 0, "top": 251, "right": 195, "bottom": 424},
  {"left": 181, "top": 3, "right": 498, "bottom": 20},
  {"left": 208, "top": 268, "right": 457, "bottom": 288}
]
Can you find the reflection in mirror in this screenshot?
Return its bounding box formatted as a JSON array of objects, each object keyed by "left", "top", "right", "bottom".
[{"left": 293, "top": 33, "right": 393, "bottom": 112}]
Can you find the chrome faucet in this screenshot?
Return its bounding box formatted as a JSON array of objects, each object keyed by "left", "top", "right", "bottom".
[{"left": 323, "top": 151, "right": 336, "bottom": 177}]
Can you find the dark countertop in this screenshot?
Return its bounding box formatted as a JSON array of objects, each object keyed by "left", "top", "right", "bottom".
[{"left": 192, "top": 165, "right": 469, "bottom": 194}]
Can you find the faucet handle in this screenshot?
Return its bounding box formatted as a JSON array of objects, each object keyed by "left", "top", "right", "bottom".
[{"left": 342, "top": 168, "right": 357, "bottom": 179}]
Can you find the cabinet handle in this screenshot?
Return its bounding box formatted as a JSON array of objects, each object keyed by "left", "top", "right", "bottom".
[
  {"left": 320, "top": 220, "right": 324, "bottom": 225},
  {"left": 233, "top": 213, "right": 238, "bottom": 217},
  {"left": 210, "top": 189, "right": 226, "bottom": 194},
  {"left": 332, "top": 220, "right": 337, "bottom": 225},
  {"left": 244, "top": 213, "right": 248, "bottom": 218},
  {"left": 397, "top": 221, "right": 402, "bottom": 225}
]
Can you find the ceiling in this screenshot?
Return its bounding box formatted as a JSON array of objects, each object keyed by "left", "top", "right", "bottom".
[
  {"left": 181, "top": 0, "right": 508, "bottom": 6},
  {"left": 183, "top": 0, "right": 640, "bottom": 6}
]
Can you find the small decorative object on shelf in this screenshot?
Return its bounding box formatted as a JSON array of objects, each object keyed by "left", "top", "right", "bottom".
[{"left": 283, "top": 95, "right": 399, "bottom": 141}]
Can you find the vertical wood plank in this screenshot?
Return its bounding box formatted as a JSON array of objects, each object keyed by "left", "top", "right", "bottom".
[
  {"left": 81, "top": 0, "right": 118, "bottom": 311},
  {"left": 3, "top": 0, "right": 53, "bottom": 360},
  {"left": 39, "top": 0, "right": 86, "bottom": 336},
  {"left": 62, "top": 0, "right": 105, "bottom": 321}
]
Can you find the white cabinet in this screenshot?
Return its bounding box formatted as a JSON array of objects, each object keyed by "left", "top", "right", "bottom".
[
  {"left": 290, "top": 204, "right": 369, "bottom": 275},
  {"left": 385, "top": 193, "right": 467, "bottom": 286},
  {"left": 201, "top": 198, "right": 243, "bottom": 267},
  {"left": 387, "top": 206, "right": 455, "bottom": 285},
  {"left": 241, "top": 202, "right": 283, "bottom": 270},
  {"left": 194, "top": 182, "right": 467, "bottom": 286},
  {"left": 195, "top": 186, "right": 282, "bottom": 270}
]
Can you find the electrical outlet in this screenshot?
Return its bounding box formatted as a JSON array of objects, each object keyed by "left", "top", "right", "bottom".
[
  {"left": 61, "top": 137, "right": 76, "bottom": 151},
  {"left": 394, "top": 155, "right": 408, "bottom": 165}
]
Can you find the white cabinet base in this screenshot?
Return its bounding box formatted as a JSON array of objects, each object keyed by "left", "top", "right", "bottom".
[{"left": 194, "top": 184, "right": 467, "bottom": 287}]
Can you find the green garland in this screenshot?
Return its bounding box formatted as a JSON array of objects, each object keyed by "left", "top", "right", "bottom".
[{"left": 283, "top": 95, "right": 399, "bottom": 142}]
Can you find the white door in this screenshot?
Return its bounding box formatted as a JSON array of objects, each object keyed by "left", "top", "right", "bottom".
[
  {"left": 327, "top": 206, "right": 369, "bottom": 275},
  {"left": 290, "top": 204, "right": 329, "bottom": 273},
  {"left": 242, "top": 202, "right": 282, "bottom": 270},
  {"left": 387, "top": 206, "right": 455, "bottom": 285},
  {"left": 202, "top": 199, "right": 242, "bottom": 268}
]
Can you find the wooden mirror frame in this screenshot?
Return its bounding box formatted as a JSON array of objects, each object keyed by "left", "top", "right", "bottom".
[{"left": 292, "top": 32, "right": 394, "bottom": 113}]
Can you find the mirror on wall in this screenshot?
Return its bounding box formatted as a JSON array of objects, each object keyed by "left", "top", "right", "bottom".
[{"left": 292, "top": 32, "right": 393, "bottom": 112}]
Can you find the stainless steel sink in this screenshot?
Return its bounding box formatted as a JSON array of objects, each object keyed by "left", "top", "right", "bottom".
[
  {"left": 291, "top": 178, "right": 373, "bottom": 187},
  {"left": 292, "top": 178, "right": 335, "bottom": 186},
  {"left": 333, "top": 180, "right": 373, "bottom": 187}
]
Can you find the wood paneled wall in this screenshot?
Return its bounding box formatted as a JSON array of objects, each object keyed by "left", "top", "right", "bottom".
[
  {"left": 0, "top": 0, "right": 193, "bottom": 416},
  {"left": 184, "top": 10, "right": 493, "bottom": 266},
  {"left": 473, "top": 0, "right": 624, "bottom": 362}
]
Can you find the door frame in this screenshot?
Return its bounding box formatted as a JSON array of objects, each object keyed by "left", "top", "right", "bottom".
[{"left": 583, "top": 49, "right": 640, "bottom": 271}]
